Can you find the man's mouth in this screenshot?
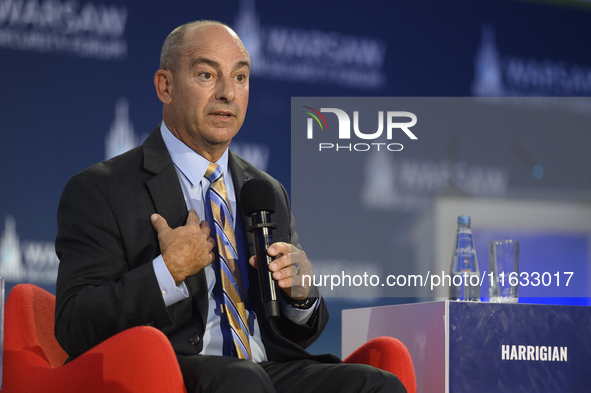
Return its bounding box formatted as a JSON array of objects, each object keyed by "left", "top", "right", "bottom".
[{"left": 211, "top": 111, "right": 233, "bottom": 117}]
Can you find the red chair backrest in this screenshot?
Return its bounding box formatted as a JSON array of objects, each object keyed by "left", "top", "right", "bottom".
[
  {"left": 4, "top": 284, "right": 68, "bottom": 370},
  {"left": 3, "top": 284, "right": 188, "bottom": 393}
]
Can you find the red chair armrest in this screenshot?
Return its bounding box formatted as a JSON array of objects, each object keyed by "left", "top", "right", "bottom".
[
  {"left": 5, "top": 326, "right": 186, "bottom": 393},
  {"left": 344, "top": 336, "right": 416, "bottom": 393}
]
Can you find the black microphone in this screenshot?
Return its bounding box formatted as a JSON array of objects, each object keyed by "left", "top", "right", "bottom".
[{"left": 240, "top": 178, "right": 280, "bottom": 319}]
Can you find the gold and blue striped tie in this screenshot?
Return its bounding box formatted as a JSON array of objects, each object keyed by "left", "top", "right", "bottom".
[{"left": 205, "top": 163, "right": 252, "bottom": 360}]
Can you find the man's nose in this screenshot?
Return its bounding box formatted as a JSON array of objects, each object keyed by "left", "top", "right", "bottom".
[{"left": 215, "top": 76, "right": 236, "bottom": 102}]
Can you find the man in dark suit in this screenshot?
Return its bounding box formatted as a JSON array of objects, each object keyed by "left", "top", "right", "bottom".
[{"left": 55, "top": 20, "right": 405, "bottom": 393}]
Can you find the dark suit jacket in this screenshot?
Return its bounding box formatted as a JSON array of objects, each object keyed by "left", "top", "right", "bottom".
[{"left": 55, "top": 126, "right": 336, "bottom": 364}]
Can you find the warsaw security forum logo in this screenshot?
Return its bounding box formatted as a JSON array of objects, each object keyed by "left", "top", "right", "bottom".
[
  {"left": 471, "top": 24, "right": 591, "bottom": 96},
  {"left": 105, "top": 98, "right": 139, "bottom": 160},
  {"left": 234, "top": 0, "right": 387, "bottom": 90},
  {"left": 0, "top": 216, "right": 24, "bottom": 281},
  {"left": 302, "top": 106, "right": 417, "bottom": 152},
  {"left": 0, "top": 215, "right": 59, "bottom": 284},
  {"left": 0, "top": 0, "right": 128, "bottom": 60}
]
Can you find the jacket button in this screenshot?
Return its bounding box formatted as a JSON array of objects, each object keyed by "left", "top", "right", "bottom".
[{"left": 189, "top": 334, "right": 200, "bottom": 346}]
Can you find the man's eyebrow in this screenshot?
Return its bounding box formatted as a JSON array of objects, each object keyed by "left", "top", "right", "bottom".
[
  {"left": 189, "top": 57, "right": 219, "bottom": 70},
  {"left": 234, "top": 60, "right": 250, "bottom": 72},
  {"left": 188, "top": 57, "right": 250, "bottom": 72}
]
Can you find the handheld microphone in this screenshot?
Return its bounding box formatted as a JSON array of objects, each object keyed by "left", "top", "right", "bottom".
[{"left": 240, "top": 178, "right": 280, "bottom": 319}]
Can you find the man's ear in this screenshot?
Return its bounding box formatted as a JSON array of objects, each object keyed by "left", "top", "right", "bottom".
[{"left": 154, "top": 69, "right": 172, "bottom": 105}]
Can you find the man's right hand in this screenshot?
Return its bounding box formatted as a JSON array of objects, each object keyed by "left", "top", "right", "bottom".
[{"left": 151, "top": 209, "right": 215, "bottom": 284}]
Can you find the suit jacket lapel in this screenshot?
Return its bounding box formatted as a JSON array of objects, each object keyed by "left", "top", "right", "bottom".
[
  {"left": 228, "top": 150, "right": 257, "bottom": 257},
  {"left": 142, "top": 126, "right": 208, "bottom": 325},
  {"left": 143, "top": 126, "right": 187, "bottom": 229}
]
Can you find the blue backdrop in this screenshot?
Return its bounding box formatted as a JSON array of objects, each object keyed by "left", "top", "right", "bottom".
[{"left": 2, "top": 0, "right": 591, "bottom": 356}]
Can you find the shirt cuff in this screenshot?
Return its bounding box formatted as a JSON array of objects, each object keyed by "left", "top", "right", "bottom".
[
  {"left": 280, "top": 296, "right": 320, "bottom": 326},
  {"left": 153, "top": 255, "right": 189, "bottom": 307}
]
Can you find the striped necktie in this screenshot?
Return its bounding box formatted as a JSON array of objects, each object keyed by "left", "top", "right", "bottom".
[{"left": 205, "top": 163, "right": 252, "bottom": 360}]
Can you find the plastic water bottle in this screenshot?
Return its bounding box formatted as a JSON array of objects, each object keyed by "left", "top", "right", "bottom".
[{"left": 449, "top": 215, "right": 481, "bottom": 301}]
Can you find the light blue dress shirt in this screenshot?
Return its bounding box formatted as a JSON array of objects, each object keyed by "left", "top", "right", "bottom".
[{"left": 152, "top": 122, "right": 316, "bottom": 362}]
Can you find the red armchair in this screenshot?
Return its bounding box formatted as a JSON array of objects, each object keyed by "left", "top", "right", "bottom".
[{"left": 2, "top": 284, "right": 416, "bottom": 393}]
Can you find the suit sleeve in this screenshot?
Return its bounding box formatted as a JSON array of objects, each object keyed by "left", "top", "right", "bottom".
[{"left": 54, "top": 173, "right": 174, "bottom": 360}]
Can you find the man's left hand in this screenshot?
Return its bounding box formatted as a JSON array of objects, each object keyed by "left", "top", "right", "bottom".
[{"left": 248, "top": 242, "right": 313, "bottom": 300}]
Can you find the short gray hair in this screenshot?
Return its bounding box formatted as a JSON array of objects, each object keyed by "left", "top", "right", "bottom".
[{"left": 159, "top": 20, "right": 230, "bottom": 72}]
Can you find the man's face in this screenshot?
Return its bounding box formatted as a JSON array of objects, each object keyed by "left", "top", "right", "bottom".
[{"left": 165, "top": 24, "right": 250, "bottom": 157}]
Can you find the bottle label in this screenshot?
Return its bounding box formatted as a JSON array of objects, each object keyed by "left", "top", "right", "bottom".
[{"left": 453, "top": 231, "right": 477, "bottom": 273}]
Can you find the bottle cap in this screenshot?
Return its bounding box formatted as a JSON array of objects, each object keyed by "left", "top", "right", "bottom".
[{"left": 457, "top": 215, "right": 471, "bottom": 224}]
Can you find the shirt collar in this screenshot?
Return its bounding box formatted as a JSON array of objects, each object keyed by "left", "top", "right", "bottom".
[{"left": 160, "top": 122, "right": 230, "bottom": 188}]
